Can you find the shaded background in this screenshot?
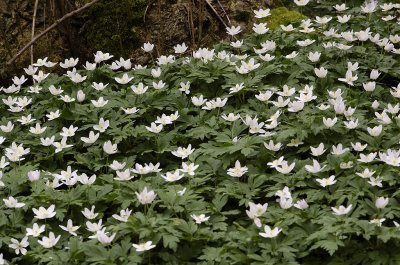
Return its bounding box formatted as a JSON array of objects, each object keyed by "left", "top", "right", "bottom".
[{"left": 0, "top": 0, "right": 284, "bottom": 83}]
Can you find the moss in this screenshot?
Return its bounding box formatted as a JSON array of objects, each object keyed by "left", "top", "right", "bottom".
[
  {"left": 83, "top": 0, "right": 147, "bottom": 57},
  {"left": 234, "top": 11, "right": 251, "bottom": 22},
  {"left": 264, "top": 7, "right": 307, "bottom": 29}
]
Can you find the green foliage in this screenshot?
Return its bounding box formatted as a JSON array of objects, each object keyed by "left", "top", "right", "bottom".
[{"left": 2, "top": 0, "right": 400, "bottom": 264}]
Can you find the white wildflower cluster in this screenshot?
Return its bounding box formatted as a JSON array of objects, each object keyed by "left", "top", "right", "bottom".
[{"left": 2, "top": 1, "right": 400, "bottom": 262}]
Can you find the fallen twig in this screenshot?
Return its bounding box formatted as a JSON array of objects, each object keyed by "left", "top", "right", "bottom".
[
  {"left": 204, "top": 0, "right": 228, "bottom": 29},
  {"left": 7, "top": 0, "right": 100, "bottom": 65}
]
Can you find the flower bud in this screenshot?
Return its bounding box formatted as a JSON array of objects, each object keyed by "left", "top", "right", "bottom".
[
  {"left": 370, "top": 69, "right": 381, "bottom": 80},
  {"left": 371, "top": 100, "right": 380, "bottom": 109},
  {"left": 77, "top": 90, "right": 85, "bottom": 102},
  {"left": 375, "top": 197, "right": 389, "bottom": 209}
]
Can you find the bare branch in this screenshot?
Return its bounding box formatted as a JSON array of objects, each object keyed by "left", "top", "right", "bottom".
[
  {"left": 31, "top": 0, "right": 40, "bottom": 65},
  {"left": 7, "top": 0, "right": 100, "bottom": 65}
]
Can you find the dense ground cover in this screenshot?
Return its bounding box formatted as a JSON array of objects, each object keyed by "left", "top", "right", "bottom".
[{"left": 1, "top": 0, "right": 400, "bottom": 264}]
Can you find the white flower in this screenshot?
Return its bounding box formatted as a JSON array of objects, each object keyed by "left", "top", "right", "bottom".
[
  {"left": 226, "top": 25, "right": 242, "bottom": 36},
  {"left": 259, "top": 225, "right": 282, "bottom": 238},
  {"left": 81, "top": 131, "right": 100, "bottom": 144},
  {"left": 314, "top": 67, "right": 328, "bottom": 78},
  {"left": 316, "top": 175, "right": 337, "bottom": 187},
  {"left": 29, "top": 123, "right": 47, "bottom": 135},
  {"left": 145, "top": 122, "right": 163, "bottom": 133},
  {"left": 92, "top": 82, "right": 108, "bottom": 91},
  {"left": 86, "top": 219, "right": 103, "bottom": 233},
  {"left": 191, "top": 95, "right": 207, "bottom": 106},
  {"left": 361, "top": 0, "right": 378, "bottom": 13},
  {"left": 221, "top": 113, "right": 240, "bottom": 122},
  {"left": 179, "top": 81, "right": 191, "bottom": 94},
  {"left": 305, "top": 159, "right": 326, "bottom": 174},
  {"left": 109, "top": 160, "right": 126, "bottom": 171},
  {"left": 275, "top": 161, "right": 295, "bottom": 174},
  {"left": 142, "top": 42, "right": 154, "bottom": 52},
  {"left": 60, "top": 125, "right": 78, "bottom": 138},
  {"left": 338, "top": 70, "right": 358, "bottom": 86},
  {"left": 0, "top": 121, "right": 14, "bottom": 133},
  {"left": 59, "top": 219, "right": 80, "bottom": 236},
  {"left": 9, "top": 237, "right": 29, "bottom": 255},
  {"left": 112, "top": 208, "right": 132, "bottom": 222},
  {"left": 177, "top": 188, "right": 187, "bottom": 196},
  {"left": 83, "top": 62, "right": 96, "bottom": 70},
  {"left": 82, "top": 206, "right": 98, "bottom": 220},
  {"left": 252, "top": 23, "right": 269, "bottom": 34},
  {"left": 344, "top": 118, "right": 359, "bottom": 129},
  {"left": 227, "top": 160, "right": 248, "bottom": 177},
  {"left": 246, "top": 202, "right": 268, "bottom": 220},
  {"left": 93, "top": 118, "right": 109, "bottom": 133},
  {"left": 229, "top": 83, "right": 244, "bottom": 94},
  {"left": 367, "top": 125, "right": 382, "bottom": 137},
  {"left": 91, "top": 228, "right": 116, "bottom": 244},
  {"left": 103, "top": 141, "right": 118, "bottom": 154},
  {"left": 294, "top": 0, "right": 310, "bottom": 6},
  {"left": 370, "top": 69, "right": 381, "bottom": 80},
  {"left": 255, "top": 91, "right": 273, "bottom": 101},
  {"left": 174, "top": 43, "right": 188, "bottom": 54},
  {"left": 334, "top": 3, "right": 348, "bottom": 11},
  {"left": 308, "top": 51, "right": 321, "bottom": 62},
  {"left": 280, "top": 24, "right": 294, "bottom": 32},
  {"left": 91, "top": 97, "right": 108, "bottom": 108},
  {"left": 294, "top": 199, "right": 309, "bottom": 210},
  {"left": 323, "top": 117, "right": 337, "bottom": 128},
  {"left": 375, "top": 197, "right": 389, "bottom": 209},
  {"left": 278, "top": 197, "right": 293, "bottom": 209},
  {"left": 264, "top": 140, "right": 282, "bottom": 152},
  {"left": 53, "top": 137, "right": 73, "bottom": 153},
  {"left": 78, "top": 173, "right": 96, "bottom": 185},
  {"left": 254, "top": 8, "right": 270, "bottom": 18},
  {"left": 331, "top": 204, "right": 353, "bottom": 215},
  {"left": 363, "top": 81, "right": 376, "bottom": 92},
  {"left": 356, "top": 168, "right": 375, "bottom": 179},
  {"left": 191, "top": 214, "right": 210, "bottom": 224},
  {"left": 115, "top": 169, "right": 134, "bottom": 181},
  {"left": 131, "top": 83, "right": 148, "bottom": 95},
  {"left": 180, "top": 162, "right": 199, "bottom": 176},
  {"left": 135, "top": 187, "right": 157, "bottom": 205},
  {"left": 285, "top": 51, "right": 298, "bottom": 59},
  {"left": 132, "top": 241, "right": 156, "bottom": 252},
  {"left": 17, "top": 114, "right": 35, "bottom": 124},
  {"left": 171, "top": 144, "right": 195, "bottom": 159},
  {"left": 331, "top": 144, "right": 349, "bottom": 155},
  {"left": 310, "top": 143, "right": 326, "bottom": 157},
  {"left": 153, "top": 80, "right": 166, "bottom": 90},
  {"left": 77, "top": 90, "right": 85, "bottom": 102},
  {"left": 161, "top": 170, "right": 184, "bottom": 182},
  {"left": 358, "top": 152, "right": 377, "bottom": 163},
  {"left": 94, "top": 51, "right": 114, "bottom": 63},
  {"left": 46, "top": 110, "right": 61, "bottom": 120},
  {"left": 26, "top": 223, "right": 45, "bottom": 237},
  {"left": 368, "top": 176, "right": 383, "bottom": 187},
  {"left": 32, "top": 205, "right": 56, "bottom": 219},
  {"left": 27, "top": 170, "right": 40, "bottom": 182},
  {"left": 3, "top": 196, "right": 25, "bottom": 208},
  {"left": 370, "top": 218, "right": 385, "bottom": 226}
]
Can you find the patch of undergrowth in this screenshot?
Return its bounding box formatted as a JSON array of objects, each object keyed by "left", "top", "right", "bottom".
[
  {"left": 1, "top": 0, "right": 400, "bottom": 264},
  {"left": 83, "top": 0, "right": 147, "bottom": 56}
]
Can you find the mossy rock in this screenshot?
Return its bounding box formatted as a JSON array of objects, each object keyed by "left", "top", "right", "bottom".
[
  {"left": 264, "top": 7, "right": 307, "bottom": 29},
  {"left": 83, "top": 0, "right": 147, "bottom": 57}
]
